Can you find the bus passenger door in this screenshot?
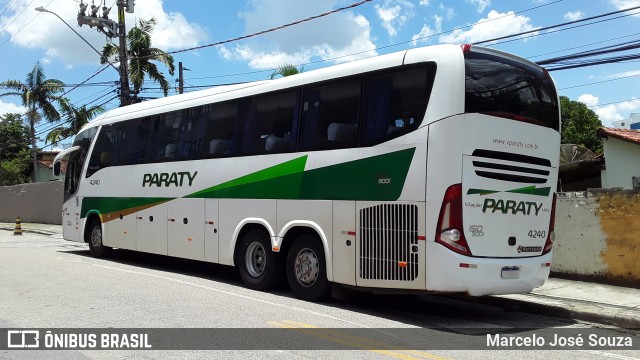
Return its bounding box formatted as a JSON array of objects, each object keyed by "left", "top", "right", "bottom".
[
  {"left": 204, "top": 199, "right": 219, "bottom": 263},
  {"left": 62, "top": 196, "right": 81, "bottom": 243},
  {"left": 168, "top": 199, "right": 205, "bottom": 261},
  {"left": 332, "top": 201, "right": 356, "bottom": 286}
]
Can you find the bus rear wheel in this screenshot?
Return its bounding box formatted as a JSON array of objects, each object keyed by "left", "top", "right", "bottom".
[
  {"left": 238, "top": 229, "right": 282, "bottom": 291},
  {"left": 87, "top": 219, "right": 111, "bottom": 258},
  {"left": 286, "top": 235, "right": 331, "bottom": 302}
]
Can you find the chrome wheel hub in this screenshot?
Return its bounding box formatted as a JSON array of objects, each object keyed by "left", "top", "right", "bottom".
[
  {"left": 294, "top": 248, "right": 319, "bottom": 287},
  {"left": 245, "top": 242, "right": 266, "bottom": 278}
]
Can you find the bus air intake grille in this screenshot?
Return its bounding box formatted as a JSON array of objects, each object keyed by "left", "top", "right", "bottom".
[
  {"left": 359, "top": 204, "right": 418, "bottom": 281},
  {"left": 471, "top": 149, "right": 551, "bottom": 184}
]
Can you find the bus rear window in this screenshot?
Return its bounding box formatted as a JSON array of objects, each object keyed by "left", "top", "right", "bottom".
[{"left": 464, "top": 51, "right": 559, "bottom": 131}]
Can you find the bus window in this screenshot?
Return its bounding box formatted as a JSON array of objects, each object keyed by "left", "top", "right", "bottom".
[
  {"left": 362, "top": 65, "right": 435, "bottom": 146},
  {"left": 199, "top": 101, "right": 241, "bottom": 158},
  {"left": 465, "top": 51, "right": 559, "bottom": 131},
  {"left": 300, "top": 79, "right": 361, "bottom": 151},
  {"left": 240, "top": 92, "right": 299, "bottom": 155},
  {"left": 65, "top": 128, "right": 95, "bottom": 199}
]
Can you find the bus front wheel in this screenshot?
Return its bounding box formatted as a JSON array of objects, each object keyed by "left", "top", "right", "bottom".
[
  {"left": 238, "top": 229, "right": 282, "bottom": 291},
  {"left": 286, "top": 235, "right": 331, "bottom": 302},
  {"left": 87, "top": 219, "right": 112, "bottom": 258}
]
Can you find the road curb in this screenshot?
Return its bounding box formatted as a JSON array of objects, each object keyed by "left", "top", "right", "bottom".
[{"left": 460, "top": 295, "right": 640, "bottom": 329}]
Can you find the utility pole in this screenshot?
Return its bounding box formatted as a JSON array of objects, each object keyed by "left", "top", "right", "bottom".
[
  {"left": 77, "top": 0, "right": 134, "bottom": 106},
  {"left": 116, "top": 0, "right": 131, "bottom": 106},
  {"left": 177, "top": 62, "right": 190, "bottom": 94},
  {"left": 178, "top": 62, "right": 184, "bottom": 94}
]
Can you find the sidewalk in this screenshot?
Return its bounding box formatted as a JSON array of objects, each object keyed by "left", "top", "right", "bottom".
[
  {"left": 0, "top": 221, "right": 62, "bottom": 236},
  {"left": 488, "top": 278, "right": 640, "bottom": 329},
  {"left": 2, "top": 222, "right": 640, "bottom": 328}
]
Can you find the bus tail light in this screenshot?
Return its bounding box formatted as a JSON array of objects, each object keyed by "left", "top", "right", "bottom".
[
  {"left": 436, "top": 184, "right": 472, "bottom": 256},
  {"left": 461, "top": 44, "right": 472, "bottom": 53},
  {"left": 542, "top": 193, "right": 557, "bottom": 255}
]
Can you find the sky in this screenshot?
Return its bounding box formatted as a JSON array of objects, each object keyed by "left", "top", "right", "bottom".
[{"left": 0, "top": 0, "right": 639, "bottom": 149}]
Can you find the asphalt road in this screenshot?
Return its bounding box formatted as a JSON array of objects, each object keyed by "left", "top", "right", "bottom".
[{"left": 1, "top": 230, "right": 638, "bottom": 360}]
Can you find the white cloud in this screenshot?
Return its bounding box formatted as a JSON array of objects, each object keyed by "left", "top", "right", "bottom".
[
  {"left": 0, "top": 100, "right": 27, "bottom": 116},
  {"left": 419, "top": 0, "right": 430, "bottom": 5},
  {"left": 579, "top": 93, "right": 640, "bottom": 126},
  {"left": 412, "top": 25, "right": 435, "bottom": 46},
  {"left": 411, "top": 15, "right": 442, "bottom": 46},
  {"left": 0, "top": 0, "right": 208, "bottom": 66},
  {"left": 439, "top": 4, "right": 457, "bottom": 20},
  {"left": 221, "top": 0, "right": 376, "bottom": 70},
  {"left": 610, "top": 0, "right": 640, "bottom": 9},
  {"left": 606, "top": 69, "right": 640, "bottom": 78},
  {"left": 563, "top": 11, "right": 584, "bottom": 21},
  {"left": 375, "top": 0, "right": 415, "bottom": 37},
  {"left": 439, "top": 10, "right": 537, "bottom": 44},
  {"left": 578, "top": 94, "right": 599, "bottom": 107},
  {"left": 595, "top": 105, "right": 625, "bottom": 126},
  {"left": 466, "top": 0, "right": 491, "bottom": 13}
]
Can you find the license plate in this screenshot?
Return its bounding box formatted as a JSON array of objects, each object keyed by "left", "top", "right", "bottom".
[{"left": 501, "top": 266, "right": 520, "bottom": 279}]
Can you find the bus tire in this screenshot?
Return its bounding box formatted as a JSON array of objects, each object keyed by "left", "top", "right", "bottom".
[
  {"left": 87, "top": 219, "right": 111, "bottom": 258},
  {"left": 286, "top": 234, "right": 331, "bottom": 302},
  {"left": 238, "top": 229, "right": 282, "bottom": 291}
]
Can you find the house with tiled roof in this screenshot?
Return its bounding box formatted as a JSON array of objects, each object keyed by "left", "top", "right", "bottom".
[
  {"left": 32, "top": 151, "right": 67, "bottom": 182},
  {"left": 596, "top": 128, "right": 640, "bottom": 189}
]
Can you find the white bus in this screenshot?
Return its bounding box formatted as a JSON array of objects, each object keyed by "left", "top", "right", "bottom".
[{"left": 54, "top": 44, "right": 560, "bottom": 301}]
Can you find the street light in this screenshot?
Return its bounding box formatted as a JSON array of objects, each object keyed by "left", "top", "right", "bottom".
[{"left": 34, "top": 6, "right": 118, "bottom": 72}]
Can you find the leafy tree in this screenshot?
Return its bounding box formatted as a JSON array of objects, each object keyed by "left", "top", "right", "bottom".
[
  {"left": 270, "top": 63, "right": 304, "bottom": 79},
  {"left": 560, "top": 96, "right": 603, "bottom": 154},
  {"left": 0, "top": 62, "right": 65, "bottom": 181},
  {"left": 101, "top": 18, "right": 175, "bottom": 100},
  {"left": 0, "top": 113, "right": 32, "bottom": 185},
  {"left": 45, "top": 100, "right": 104, "bottom": 145}
]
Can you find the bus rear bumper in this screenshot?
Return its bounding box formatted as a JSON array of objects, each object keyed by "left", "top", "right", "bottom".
[{"left": 425, "top": 242, "right": 552, "bottom": 296}]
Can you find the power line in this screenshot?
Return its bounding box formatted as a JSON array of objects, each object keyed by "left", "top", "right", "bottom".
[
  {"left": 0, "top": 0, "right": 36, "bottom": 39},
  {"left": 0, "top": 0, "right": 55, "bottom": 49},
  {"left": 0, "top": 0, "right": 16, "bottom": 17},
  {"left": 587, "top": 98, "right": 640, "bottom": 108},
  {"left": 473, "top": 5, "right": 640, "bottom": 46},
  {"left": 559, "top": 73, "right": 640, "bottom": 90},
  {"left": 183, "top": 0, "right": 568, "bottom": 83},
  {"left": 528, "top": 32, "right": 640, "bottom": 59},
  {"left": 140, "top": 0, "right": 373, "bottom": 60}
]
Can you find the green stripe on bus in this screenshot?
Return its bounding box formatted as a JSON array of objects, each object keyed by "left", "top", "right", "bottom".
[
  {"left": 188, "top": 148, "right": 416, "bottom": 201},
  {"left": 466, "top": 186, "right": 551, "bottom": 197},
  {"left": 80, "top": 148, "right": 417, "bottom": 218},
  {"left": 186, "top": 155, "right": 308, "bottom": 199},
  {"left": 81, "top": 197, "right": 172, "bottom": 219}
]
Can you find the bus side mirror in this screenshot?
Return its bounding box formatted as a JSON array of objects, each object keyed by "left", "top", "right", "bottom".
[{"left": 53, "top": 162, "right": 61, "bottom": 177}]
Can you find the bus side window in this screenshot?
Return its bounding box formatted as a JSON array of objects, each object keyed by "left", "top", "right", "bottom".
[
  {"left": 361, "top": 65, "right": 435, "bottom": 146},
  {"left": 240, "top": 92, "right": 299, "bottom": 155},
  {"left": 299, "top": 79, "right": 361, "bottom": 151},
  {"left": 201, "top": 101, "right": 240, "bottom": 158}
]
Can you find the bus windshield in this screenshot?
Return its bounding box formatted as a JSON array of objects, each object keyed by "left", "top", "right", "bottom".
[{"left": 464, "top": 50, "right": 559, "bottom": 131}]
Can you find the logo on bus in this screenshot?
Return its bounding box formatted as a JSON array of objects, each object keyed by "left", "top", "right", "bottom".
[
  {"left": 378, "top": 178, "right": 391, "bottom": 185},
  {"left": 482, "top": 198, "right": 543, "bottom": 216},
  {"left": 517, "top": 245, "right": 542, "bottom": 253},
  {"left": 142, "top": 171, "right": 197, "bottom": 188}
]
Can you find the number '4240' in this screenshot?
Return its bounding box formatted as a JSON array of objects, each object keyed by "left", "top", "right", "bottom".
[{"left": 528, "top": 230, "right": 546, "bottom": 239}]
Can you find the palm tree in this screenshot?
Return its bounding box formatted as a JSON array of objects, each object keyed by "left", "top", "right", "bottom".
[
  {"left": 269, "top": 63, "right": 304, "bottom": 79},
  {"left": 101, "top": 18, "right": 175, "bottom": 101},
  {"left": 45, "top": 100, "right": 104, "bottom": 145},
  {"left": 0, "top": 62, "right": 64, "bottom": 182}
]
